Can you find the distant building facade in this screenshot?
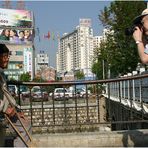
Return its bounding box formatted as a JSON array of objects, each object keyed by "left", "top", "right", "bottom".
[
  {"left": 93, "top": 36, "right": 102, "bottom": 49},
  {"left": 35, "top": 52, "right": 56, "bottom": 81},
  {"left": 5, "top": 45, "right": 34, "bottom": 80},
  {"left": 35, "top": 51, "right": 49, "bottom": 73},
  {"left": 56, "top": 18, "right": 94, "bottom": 80}
]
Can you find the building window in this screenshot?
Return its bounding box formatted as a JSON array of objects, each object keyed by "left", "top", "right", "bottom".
[{"left": 16, "top": 51, "right": 23, "bottom": 56}]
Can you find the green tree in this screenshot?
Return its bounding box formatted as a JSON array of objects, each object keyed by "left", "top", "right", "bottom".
[
  {"left": 93, "top": 1, "right": 146, "bottom": 79},
  {"left": 20, "top": 72, "right": 31, "bottom": 82},
  {"left": 75, "top": 70, "right": 85, "bottom": 80}
]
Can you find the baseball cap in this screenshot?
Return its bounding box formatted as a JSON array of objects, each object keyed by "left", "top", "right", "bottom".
[
  {"left": 133, "top": 8, "right": 148, "bottom": 24},
  {"left": 0, "top": 44, "right": 9, "bottom": 54}
]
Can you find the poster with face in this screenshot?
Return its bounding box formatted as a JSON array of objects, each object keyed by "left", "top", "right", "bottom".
[
  {"left": 0, "top": 8, "right": 34, "bottom": 45},
  {"left": 0, "top": 29, "right": 34, "bottom": 44}
]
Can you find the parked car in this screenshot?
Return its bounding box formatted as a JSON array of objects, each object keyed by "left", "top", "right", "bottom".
[
  {"left": 49, "top": 88, "right": 73, "bottom": 100},
  {"left": 69, "top": 86, "right": 91, "bottom": 98},
  {"left": 8, "top": 85, "right": 18, "bottom": 97},
  {"left": 20, "top": 85, "right": 30, "bottom": 98},
  {"left": 76, "top": 88, "right": 91, "bottom": 98},
  {"left": 31, "top": 86, "right": 48, "bottom": 101}
]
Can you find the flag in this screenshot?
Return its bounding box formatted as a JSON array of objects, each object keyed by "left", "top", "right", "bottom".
[
  {"left": 44, "top": 31, "right": 50, "bottom": 39},
  {"left": 52, "top": 32, "right": 55, "bottom": 40},
  {"left": 57, "top": 32, "right": 60, "bottom": 40},
  {"left": 36, "top": 27, "right": 41, "bottom": 42}
]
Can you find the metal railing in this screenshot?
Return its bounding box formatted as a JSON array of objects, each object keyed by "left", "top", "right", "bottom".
[{"left": 8, "top": 74, "right": 148, "bottom": 132}]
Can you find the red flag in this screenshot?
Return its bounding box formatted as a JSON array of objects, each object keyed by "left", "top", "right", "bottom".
[{"left": 44, "top": 31, "right": 50, "bottom": 39}]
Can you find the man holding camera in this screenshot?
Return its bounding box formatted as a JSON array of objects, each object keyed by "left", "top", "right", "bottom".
[{"left": 133, "top": 8, "right": 148, "bottom": 64}]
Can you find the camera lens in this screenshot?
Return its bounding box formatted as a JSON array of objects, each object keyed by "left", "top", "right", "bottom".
[{"left": 125, "top": 25, "right": 136, "bottom": 36}]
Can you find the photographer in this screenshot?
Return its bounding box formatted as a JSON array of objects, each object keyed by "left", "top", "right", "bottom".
[{"left": 133, "top": 8, "right": 148, "bottom": 64}]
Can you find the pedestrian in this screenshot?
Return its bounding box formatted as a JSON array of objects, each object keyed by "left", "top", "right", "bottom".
[
  {"left": 0, "top": 44, "right": 32, "bottom": 147},
  {"left": 133, "top": 8, "right": 148, "bottom": 64}
]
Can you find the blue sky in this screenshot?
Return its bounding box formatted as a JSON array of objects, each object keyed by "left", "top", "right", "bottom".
[{"left": 0, "top": 1, "right": 111, "bottom": 68}]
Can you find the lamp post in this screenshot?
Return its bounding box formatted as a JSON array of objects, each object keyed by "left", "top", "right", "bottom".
[
  {"left": 107, "top": 63, "right": 111, "bottom": 79},
  {"left": 136, "top": 63, "right": 141, "bottom": 74},
  {"left": 102, "top": 59, "right": 105, "bottom": 79}
]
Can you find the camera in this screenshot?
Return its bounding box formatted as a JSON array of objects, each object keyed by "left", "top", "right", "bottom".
[
  {"left": 125, "top": 25, "right": 137, "bottom": 36},
  {"left": 125, "top": 23, "right": 142, "bottom": 36}
]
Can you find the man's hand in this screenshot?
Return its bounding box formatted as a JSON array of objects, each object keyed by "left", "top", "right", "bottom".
[{"left": 5, "top": 107, "right": 16, "bottom": 117}]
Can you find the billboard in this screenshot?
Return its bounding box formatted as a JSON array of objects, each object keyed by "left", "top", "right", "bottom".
[
  {"left": 0, "top": 8, "right": 33, "bottom": 28},
  {"left": 24, "top": 47, "right": 33, "bottom": 79},
  {"left": 0, "top": 8, "right": 34, "bottom": 45},
  {"left": 0, "top": 29, "right": 33, "bottom": 44}
]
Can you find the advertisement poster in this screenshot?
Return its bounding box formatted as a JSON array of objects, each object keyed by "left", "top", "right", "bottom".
[
  {"left": 24, "top": 47, "right": 33, "bottom": 78},
  {"left": 0, "top": 8, "right": 34, "bottom": 45},
  {"left": 0, "top": 8, "right": 33, "bottom": 28},
  {"left": 0, "top": 29, "right": 34, "bottom": 44}
]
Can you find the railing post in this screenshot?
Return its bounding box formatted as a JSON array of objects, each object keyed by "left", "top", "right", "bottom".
[
  {"left": 140, "top": 79, "right": 144, "bottom": 119},
  {"left": 132, "top": 79, "right": 135, "bottom": 101},
  {"left": 74, "top": 85, "right": 78, "bottom": 124},
  {"left": 63, "top": 86, "right": 67, "bottom": 124},
  {"left": 40, "top": 86, "right": 45, "bottom": 125},
  {"left": 129, "top": 80, "right": 133, "bottom": 121},
  {"left": 29, "top": 86, "right": 33, "bottom": 126},
  {"left": 123, "top": 80, "right": 125, "bottom": 99},
  {"left": 85, "top": 84, "right": 90, "bottom": 122},
  {"left": 96, "top": 83, "right": 100, "bottom": 123},
  {"left": 52, "top": 91, "right": 55, "bottom": 125},
  {"left": 107, "top": 83, "right": 111, "bottom": 121}
]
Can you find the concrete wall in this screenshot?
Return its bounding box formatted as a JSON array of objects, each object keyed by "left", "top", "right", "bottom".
[
  {"left": 33, "top": 129, "right": 148, "bottom": 147},
  {"left": 0, "top": 124, "right": 6, "bottom": 147}
]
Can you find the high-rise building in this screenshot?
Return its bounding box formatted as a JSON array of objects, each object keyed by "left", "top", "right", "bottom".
[
  {"left": 93, "top": 36, "right": 102, "bottom": 49},
  {"left": 56, "top": 18, "right": 94, "bottom": 79}
]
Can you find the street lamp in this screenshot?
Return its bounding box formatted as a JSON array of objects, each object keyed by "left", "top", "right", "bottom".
[
  {"left": 136, "top": 63, "right": 141, "bottom": 74},
  {"left": 102, "top": 59, "right": 105, "bottom": 79}
]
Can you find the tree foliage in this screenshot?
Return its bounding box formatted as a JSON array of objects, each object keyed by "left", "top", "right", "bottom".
[
  {"left": 93, "top": 1, "right": 146, "bottom": 79},
  {"left": 75, "top": 70, "right": 85, "bottom": 80},
  {"left": 20, "top": 72, "right": 31, "bottom": 82}
]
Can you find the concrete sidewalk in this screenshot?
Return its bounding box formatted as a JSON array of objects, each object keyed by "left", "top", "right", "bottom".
[{"left": 33, "top": 129, "right": 148, "bottom": 147}]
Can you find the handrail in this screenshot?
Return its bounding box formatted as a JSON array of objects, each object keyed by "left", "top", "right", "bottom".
[{"left": 7, "top": 73, "right": 148, "bottom": 86}]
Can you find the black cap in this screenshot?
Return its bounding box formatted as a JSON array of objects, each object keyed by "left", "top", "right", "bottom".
[{"left": 0, "top": 44, "right": 9, "bottom": 54}]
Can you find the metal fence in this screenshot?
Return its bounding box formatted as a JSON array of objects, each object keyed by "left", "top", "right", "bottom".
[{"left": 8, "top": 74, "right": 148, "bottom": 132}]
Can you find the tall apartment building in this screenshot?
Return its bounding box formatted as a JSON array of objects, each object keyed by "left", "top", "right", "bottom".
[
  {"left": 93, "top": 36, "right": 102, "bottom": 49},
  {"left": 56, "top": 18, "right": 94, "bottom": 78}
]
